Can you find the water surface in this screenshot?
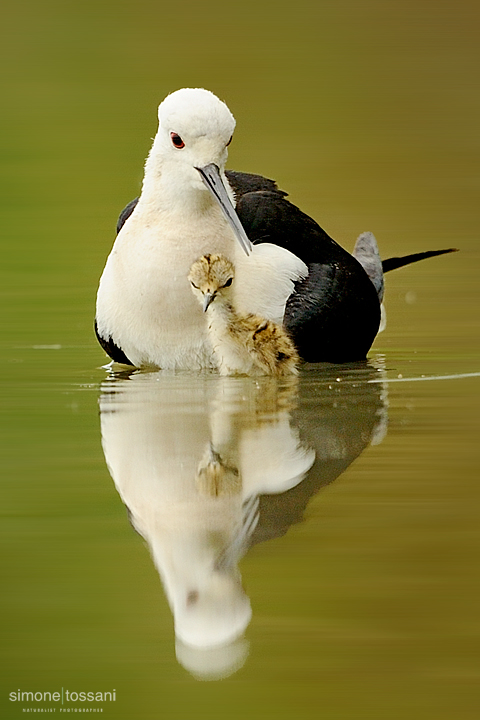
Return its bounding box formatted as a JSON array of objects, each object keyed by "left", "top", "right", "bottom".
[{"left": 2, "top": 348, "right": 479, "bottom": 719}]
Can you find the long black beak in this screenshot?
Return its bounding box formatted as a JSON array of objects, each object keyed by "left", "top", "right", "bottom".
[{"left": 195, "top": 164, "right": 252, "bottom": 256}]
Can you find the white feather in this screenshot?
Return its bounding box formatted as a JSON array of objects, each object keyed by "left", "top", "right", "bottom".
[{"left": 234, "top": 243, "right": 308, "bottom": 324}]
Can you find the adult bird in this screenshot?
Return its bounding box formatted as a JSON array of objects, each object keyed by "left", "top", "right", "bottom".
[{"left": 95, "top": 88, "right": 455, "bottom": 368}]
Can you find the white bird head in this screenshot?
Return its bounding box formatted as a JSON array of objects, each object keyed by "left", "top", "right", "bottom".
[
  {"left": 154, "top": 88, "right": 235, "bottom": 177},
  {"left": 145, "top": 88, "right": 252, "bottom": 255},
  {"left": 158, "top": 88, "right": 235, "bottom": 170}
]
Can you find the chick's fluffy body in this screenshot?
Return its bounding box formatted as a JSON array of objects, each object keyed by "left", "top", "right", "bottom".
[{"left": 188, "top": 254, "right": 299, "bottom": 376}]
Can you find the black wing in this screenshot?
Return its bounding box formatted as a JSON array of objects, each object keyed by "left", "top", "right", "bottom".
[
  {"left": 95, "top": 320, "right": 133, "bottom": 366},
  {"left": 116, "top": 198, "right": 139, "bottom": 235},
  {"left": 230, "top": 178, "right": 380, "bottom": 363}
]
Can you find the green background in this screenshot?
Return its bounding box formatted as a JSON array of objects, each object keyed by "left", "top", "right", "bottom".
[{"left": 1, "top": 0, "right": 479, "bottom": 718}]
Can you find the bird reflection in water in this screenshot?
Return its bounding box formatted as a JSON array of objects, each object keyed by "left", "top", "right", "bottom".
[{"left": 98, "top": 362, "right": 387, "bottom": 679}]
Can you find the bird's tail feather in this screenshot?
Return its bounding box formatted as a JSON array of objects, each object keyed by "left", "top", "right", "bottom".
[{"left": 382, "top": 248, "right": 458, "bottom": 273}]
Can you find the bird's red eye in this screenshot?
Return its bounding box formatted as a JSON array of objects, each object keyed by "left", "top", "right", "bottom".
[
  {"left": 170, "top": 132, "right": 185, "bottom": 149},
  {"left": 226, "top": 135, "right": 233, "bottom": 147}
]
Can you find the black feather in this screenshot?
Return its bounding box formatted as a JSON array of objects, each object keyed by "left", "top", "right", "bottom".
[
  {"left": 95, "top": 320, "right": 133, "bottom": 366},
  {"left": 382, "top": 248, "right": 458, "bottom": 273}
]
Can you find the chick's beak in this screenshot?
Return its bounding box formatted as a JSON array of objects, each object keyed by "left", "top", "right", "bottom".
[{"left": 202, "top": 292, "right": 215, "bottom": 312}]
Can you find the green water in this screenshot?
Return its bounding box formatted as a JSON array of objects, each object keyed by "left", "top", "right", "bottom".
[{"left": 1, "top": 0, "right": 479, "bottom": 718}]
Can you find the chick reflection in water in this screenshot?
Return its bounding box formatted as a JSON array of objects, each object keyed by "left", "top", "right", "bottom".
[
  {"left": 188, "top": 254, "right": 299, "bottom": 376},
  {"left": 99, "top": 373, "right": 314, "bottom": 679},
  {"left": 196, "top": 444, "right": 242, "bottom": 497}
]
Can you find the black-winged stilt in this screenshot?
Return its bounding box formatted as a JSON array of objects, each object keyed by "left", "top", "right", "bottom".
[{"left": 95, "top": 88, "right": 456, "bottom": 368}]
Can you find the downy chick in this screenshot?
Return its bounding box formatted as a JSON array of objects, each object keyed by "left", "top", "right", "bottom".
[{"left": 188, "top": 254, "right": 299, "bottom": 376}]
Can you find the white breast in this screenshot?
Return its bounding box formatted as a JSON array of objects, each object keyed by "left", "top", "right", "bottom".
[
  {"left": 96, "top": 206, "right": 307, "bottom": 369},
  {"left": 96, "top": 203, "right": 237, "bottom": 368}
]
